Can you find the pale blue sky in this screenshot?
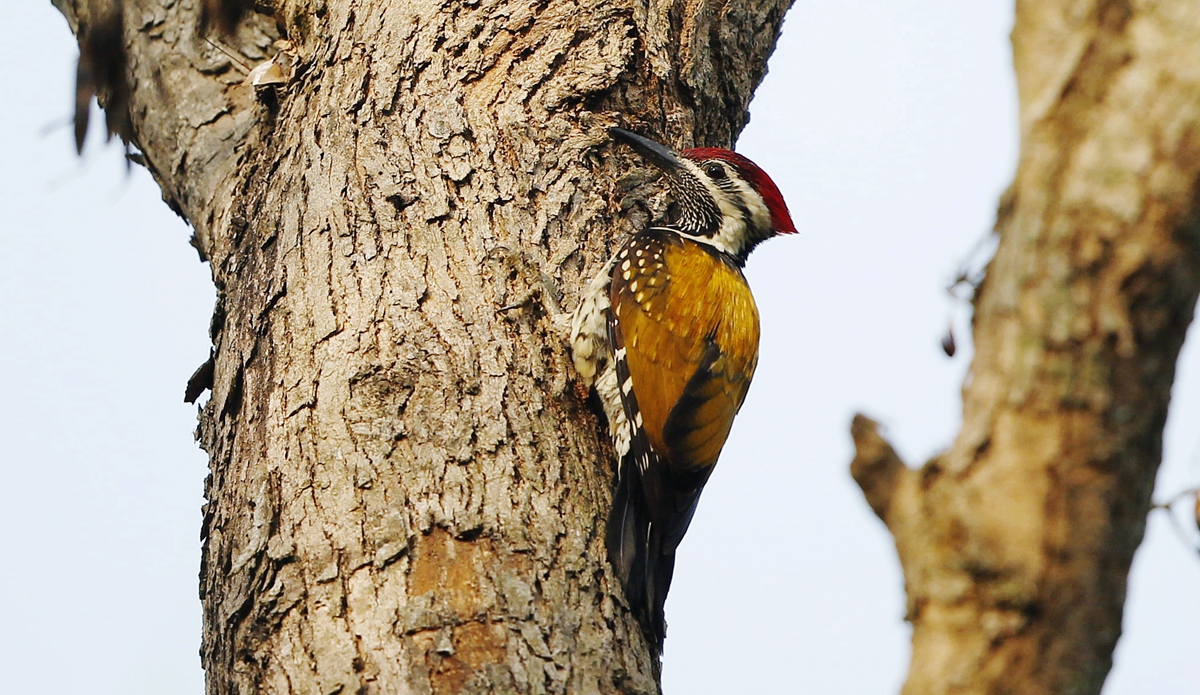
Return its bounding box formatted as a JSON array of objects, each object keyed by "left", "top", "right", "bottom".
[{"left": 1, "top": 2, "right": 1196, "bottom": 694}]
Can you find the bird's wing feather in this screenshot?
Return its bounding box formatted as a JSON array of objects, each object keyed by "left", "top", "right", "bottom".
[{"left": 612, "top": 232, "right": 760, "bottom": 478}]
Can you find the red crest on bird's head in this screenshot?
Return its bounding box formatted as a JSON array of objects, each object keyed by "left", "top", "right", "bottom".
[{"left": 682, "top": 148, "right": 797, "bottom": 235}]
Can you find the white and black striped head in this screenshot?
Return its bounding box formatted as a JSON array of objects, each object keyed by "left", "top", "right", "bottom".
[{"left": 610, "top": 128, "right": 796, "bottom": 264}]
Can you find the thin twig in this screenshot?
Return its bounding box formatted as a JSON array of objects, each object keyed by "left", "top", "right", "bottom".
[
  {"left": 1151, "top": 486, "right": 1200, "bottom": 557},
  {"left": 203, "top": 37, "right": 251, "bottom": 74},
  {"left": 1151, "top": 485, "right": 1200, "bottom": 510}
]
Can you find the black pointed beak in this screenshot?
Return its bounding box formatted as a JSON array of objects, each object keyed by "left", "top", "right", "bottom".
[{"left": 609, "top": 127, "right": 686, "bottom": 175}]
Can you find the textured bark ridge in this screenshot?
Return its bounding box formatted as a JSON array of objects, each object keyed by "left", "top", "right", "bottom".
[
  {"left": 852, "top": 2, "right": 1200, "bottom": 694},
  {"left": 54, "top": 0, "right": 791, "bottom": 693}
]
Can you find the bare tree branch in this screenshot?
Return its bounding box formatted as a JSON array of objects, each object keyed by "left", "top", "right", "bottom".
[{"left": 853, "top": 2, "right": 1200, "bottom": 693}]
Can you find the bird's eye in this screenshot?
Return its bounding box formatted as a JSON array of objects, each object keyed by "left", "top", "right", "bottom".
[{"left": 703, "top": 162, "right": 727, "bottom": 180}]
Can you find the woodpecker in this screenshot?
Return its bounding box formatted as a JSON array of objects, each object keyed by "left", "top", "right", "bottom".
[{"left": 569, "top": 127, "right": 796, "bottom": 652}]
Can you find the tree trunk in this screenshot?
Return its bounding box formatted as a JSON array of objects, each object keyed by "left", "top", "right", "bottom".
[
  {"left": 852, "top": 2, "right": 1200, "bottom": 694},
  {"left": 54, "top": 0, "right": 791, "bottom": 692}
]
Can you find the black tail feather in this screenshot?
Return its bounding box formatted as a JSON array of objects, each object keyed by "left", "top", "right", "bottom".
[{"left": 606, "top": 454, "right": 673, "bottom": 653}]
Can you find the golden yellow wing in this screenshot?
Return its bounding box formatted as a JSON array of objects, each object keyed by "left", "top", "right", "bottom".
[{"left": 609, "top": 230, "right": 760, "bottom": 477}]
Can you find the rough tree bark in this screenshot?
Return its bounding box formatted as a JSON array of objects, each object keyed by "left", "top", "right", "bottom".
[
  {"left": 54, "top": 0, "right": 791, "bottom": 693},
  {"left": 852, "top": 2, "right": 1200, "bottom": 694}
]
